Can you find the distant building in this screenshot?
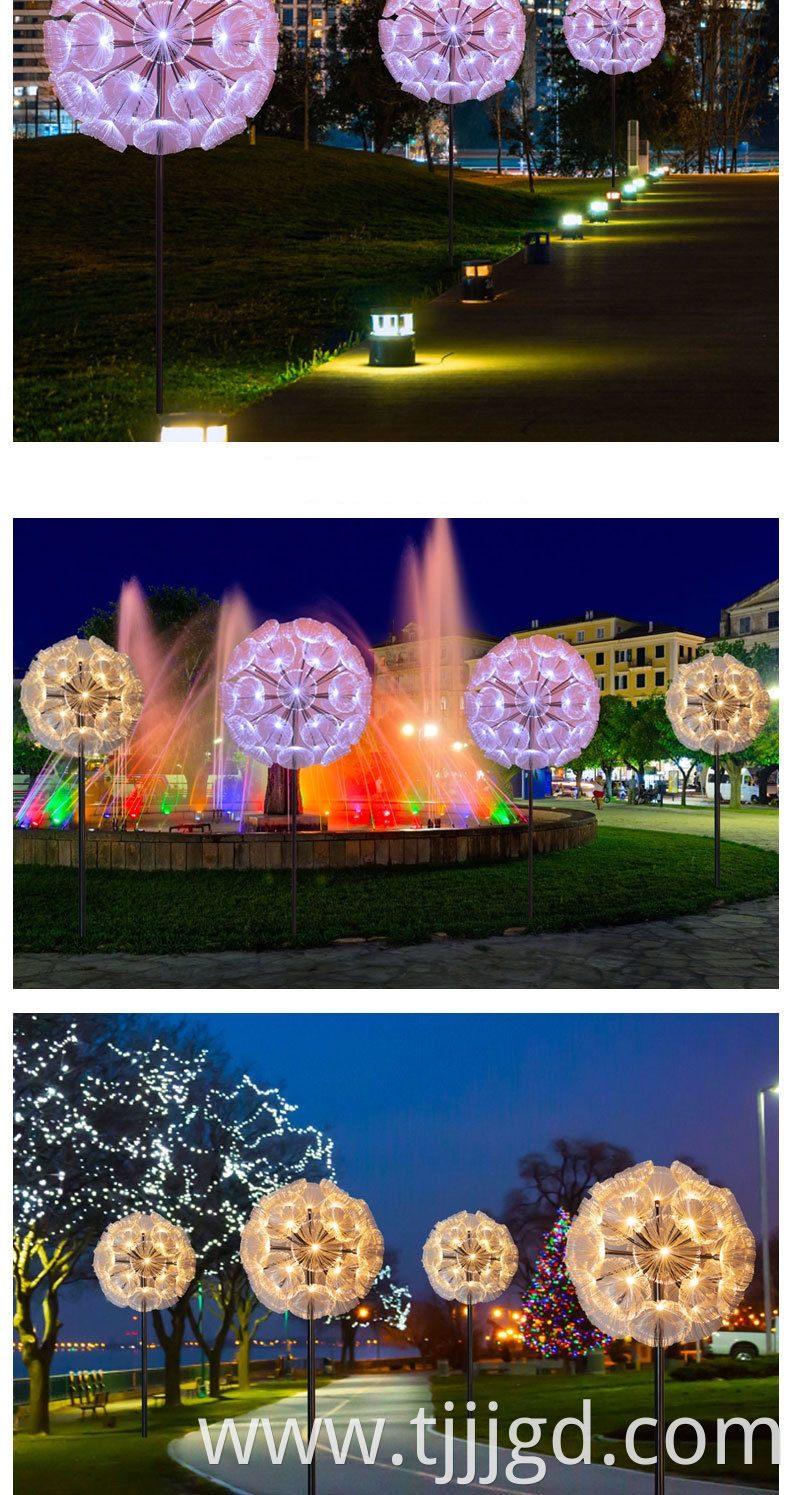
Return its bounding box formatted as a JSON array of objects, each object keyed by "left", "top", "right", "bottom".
[
  {"left": 13, "top": 0, "right": 73, "bottom": 137},
  {"left": 371, "top": 622, "right": 498, "bottom": 742},
  {"left": 512, "top": 612, "right": 706, "bottom": 705},
  {"left": 712, "top": 580, "right": 779, "bottom": 654}
]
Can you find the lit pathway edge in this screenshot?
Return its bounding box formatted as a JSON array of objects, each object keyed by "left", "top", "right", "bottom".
[
  {"left": 12, "top": 897, "right": 778, "bottom": 990},
  {"left": 167, "top": 1375, "right": 773, "bottom": 1495}
]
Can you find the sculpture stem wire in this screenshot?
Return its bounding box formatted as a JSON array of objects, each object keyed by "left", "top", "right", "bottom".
[
  {"left": 610, "top": 73, "right": 616, "bottom": 190},
  {"left": 78, "top": 741, "right": 86, "bottom": 939},
  {"left": 141, "top": 1304, "right": 148, "bottom": 1438},
  {"left": 528, "top": 766, "right": 533, "bottom": 921},
  {"left": 290, "top": 767, "right": 298, "bottom": 936},
  {"left": 448, "top": 102, "right": 454, "bottom": 267},
  {"left": 467, "top": 1293, "right": 473, "bottom": 1409},
  {"left": 156, "top": 147, "right": 164, "bottom": 416},
  {"left": 654, "top": 1319, "right": 664, "bottom": 1495},
  {"left": 714, "top": 747, "right": 721, "bottom": 888},
  {"left": 307, "top": 1300, "right": 316, "bottom": 1495}
]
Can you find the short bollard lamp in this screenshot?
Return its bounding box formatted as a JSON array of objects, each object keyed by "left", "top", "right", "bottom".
[
  {"left": 160, "top": 413, "right": 229, "bottom": 442},
  {"left": 606, "top": 189, "right": 622, "bottom": 209},
  {"left": 461, "top": 260, "right": 495, "bottom": 301},
  {"left": 587, "top": 199, "right": 609, "bottom": 222},
  {"left": 369, "top": 312, "right": 415, "bottom": 367},
  {"left": 632, "top": 175, "right": 647, "bottom": 192},
  {"left": 622, "top": 181, "right": 637, "bottom": 201},
  {"left": 559, "top": 212, "right": 584, "bottom": 240}
]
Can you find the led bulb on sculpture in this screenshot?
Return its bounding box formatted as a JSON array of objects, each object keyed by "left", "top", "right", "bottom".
[
  {"left": 240, "top": 1180, "right": 383, "bottom": 1495},
  {"left": 464, "top": 634, "right": 599, "bottom": 918},
  {"left": 565, "top": 1160, "right": 754, "bottom": 1495},
  {"left": 20, "top": 635, "right": 143, "bottom": 936},
  {"left": 422, "top": 1210, "right": 517, "bottom": 1404},
  {"left": 94, "top": 1211, "right": 195, "bottom": 1437}
]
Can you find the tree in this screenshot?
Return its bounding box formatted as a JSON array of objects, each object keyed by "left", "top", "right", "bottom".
[
  {"left": 620, "top": 696, "right": 667, "bottom": 787},
  {"left": 335, "top": 1256, "right": 411, "bottom": 1366},
  {"left": 233, "top": 1277, "right": 272, "bottom": 1389},
  {"left": 406, "top": 1299, "right": 469, "bottom": 1369},
  {"left": 505, "top": 1137, "right": 635, "bottom": 1259},
  {"left": 255, "top": 34, "right": 327, "bottom": 144},
  {"left": 705, "top": 640, "right": 779, "bottom": 811},
  {"left": 13, "top": 732, "right": 50, "bottom": 778},
  {"left": 655, "top": 706, "right": 707, "bottom": 806},
  {"left": 521, "top": 1210, "right": 609, "bottom": 1358},
  {"left": 502, "top": 17, "right": 538, "bottom": 189},
  {"left": 81, "top": 585, "right": 220, "bottom": 699},
  {"left": 324, "top": 0, "right": 422, "bottom": 153}
]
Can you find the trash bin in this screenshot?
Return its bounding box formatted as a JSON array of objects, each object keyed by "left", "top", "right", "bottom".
[
  {"left": 524, "top": 230, "right": 551, "bottom": 265},
  {"left": 460, "top": 260, "right": 495, "bottom": 301},
  {"left": 323, "top": 1358, "right": 333, "bottom": 1375}
]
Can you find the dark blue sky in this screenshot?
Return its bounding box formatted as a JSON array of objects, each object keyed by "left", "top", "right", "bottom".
[
  {"left": 13, "top": 517, "right": 778, "bottom": 668},
  {"left": 53, "top": 1012, "right": 778, "bottom": 1341}
]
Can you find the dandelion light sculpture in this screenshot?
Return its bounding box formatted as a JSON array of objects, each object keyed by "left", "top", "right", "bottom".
[
  {"left": 44, "top": 0, "right": 278, "bottom": 415},
  {"left": 423, "top": 1210, "right": 517, "bottom": 1405},
  {"left": 94, "top": 1211, "right": 195, "bottom": 1436},
  {"left": 464, "top": 633, "right": 599, "bottom": 918},
  {"left": 566, "top": 1160, "right": 754, "bottom": 1495},
  {"left": 379, "top": 0, "right": 525, "bottom": 265},
  {"left": 221, "top": 618, "right": 372, "bottom": 935},
  {"left": 563, "top": 0, "right": 666, "bottom": 189},
  {"left": 665, "top": 652, "right": 770, "bottom": 887},
  {"left": 241, "top": 1180, "right": 383, "bottom": 1495},
  {"left": 20, "top": 636, "right": 143, "bottom": 937}
]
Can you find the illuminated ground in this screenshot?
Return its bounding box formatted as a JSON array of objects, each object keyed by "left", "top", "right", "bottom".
[{"left": 230, "top": 175, "right": 778, "bottom": 443}]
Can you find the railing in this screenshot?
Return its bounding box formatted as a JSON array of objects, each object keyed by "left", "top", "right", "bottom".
[{"left": 12, "top": 1357, "right": 282, "bottom": 1409}]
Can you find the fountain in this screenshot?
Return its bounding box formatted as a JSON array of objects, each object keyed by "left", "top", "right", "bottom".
[{"left": 15, "top": 522, "right": 598, "bottom": 868}]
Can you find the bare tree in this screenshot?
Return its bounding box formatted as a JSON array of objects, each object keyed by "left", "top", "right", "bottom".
[{"left": 504, "top": 1137, "right": 635, "bottom": 1264}]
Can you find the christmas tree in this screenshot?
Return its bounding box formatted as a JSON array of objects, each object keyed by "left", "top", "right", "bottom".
[{"left": 521, "top": 1209, "right": 610, "bottom": 1357}]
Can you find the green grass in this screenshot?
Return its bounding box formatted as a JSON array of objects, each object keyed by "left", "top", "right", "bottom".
[
  {"left": 14, "top": 135, "right": 592, "bottom": 441},
  {"left": 13, "top": 825, "right": 778, "bottom": 955},
  {"left": 13, "top": 1382, "right": 301, "bottom": 1495},
  {"left": 431, "top": 1370, "right": 779, "bottom": 1485}
]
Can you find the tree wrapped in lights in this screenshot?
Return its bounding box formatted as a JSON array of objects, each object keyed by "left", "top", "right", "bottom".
[
  {"left": 337, "top": 1258, "right": 412, "bottom": 1366},
  {"left": 566, "top": 1159, "right": 754, "bottom": 1495},
  {"left": 521, "top": 1209, "right": 609, "bottom": 1358},
  {"left": 423, "top": 1209, "right": 517, "bottom": 1403}
]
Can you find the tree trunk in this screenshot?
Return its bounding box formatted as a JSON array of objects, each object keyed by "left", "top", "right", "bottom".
[
  {"left": 23, "top": 1350, "right": 52, "bottom": 1435},
  {"left": 495, "top": 95, "right": 502, "bottom": 173},
  {"left": 207, "top": 1339, "right": 227, "bottom": 1399},
  {"left": 423, "top": 119, "right": 433, "bottom": 172},
  {"left": 237, "top": 1334, "right": 252, "bottom": 1390},
  {"left": 265, "top": 764, "right": 302, "bottom": 815},
  {"left": 722, "top": 755, "right": 744, "bottom": 811},
  {"left": 756, "top": 765, "right": 776, "bottom": 805},
  {"left": 15, "top": 1267, "right": 64, "bottom": 1436},
  {"left": 153, "top": 1300, "right": 187, "bottom": 1408}
]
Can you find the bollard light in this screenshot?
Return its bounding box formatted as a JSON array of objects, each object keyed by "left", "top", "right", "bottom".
[
  {"left": 369, "top": 312, "right": 415, "bottom": 367},
  {"left": 622, "top": 181, "right": 638, "bottom": 200},
  {"left": 160, "top": 413, "right": 228, "bottom": 442},
  {"left": 587, "top": 199, "right": 609, "bottom": 222},
  {"left": 461, "top": 260, "right": 495, "bottom": 302},
  {"left": 559, "top": 212, "right": 584, "bottom": 240},
  {"left": 632, "top": 176, "right": 647, "bottom": 192}
]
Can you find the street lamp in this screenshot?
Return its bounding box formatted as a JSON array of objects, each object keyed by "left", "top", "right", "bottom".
[{"left": 757, "top": 1084, "right": 778, "bottom": 1354}]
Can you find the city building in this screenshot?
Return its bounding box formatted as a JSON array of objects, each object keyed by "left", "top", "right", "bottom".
[
  {"left": 512, "top": 612, "right": 706, "bottom": 705},
  {"left": 370, "top": 622, "right": 498, "bottom": 742},
  {"left": 13, "top": 0, "right": 74, "bottom": 137},
  {"left": 711, "top": 579, "right": 779, "bottom": 654}
]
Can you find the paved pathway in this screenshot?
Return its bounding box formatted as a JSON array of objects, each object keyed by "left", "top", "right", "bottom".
[
  {"left": 13, "top": 896, "right": 777, "bottom": 989},
  {"left": 229, "top": 176, "right": 777, "bottom": 443},
  {"left": 168, "top": 1374, "right": 770, "bottom": 1495}
]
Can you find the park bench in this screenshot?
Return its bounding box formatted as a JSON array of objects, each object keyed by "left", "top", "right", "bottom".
[{"left": 79, "top": 1388, "right": 114, "bottom": 1422}]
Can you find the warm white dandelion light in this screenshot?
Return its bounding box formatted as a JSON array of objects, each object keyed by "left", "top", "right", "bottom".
[
  {"left": 423, "top": 1209, "right": 517, "bottom": 1403},
  {"left": 20, "top": 635, "right": 143, "bottom": 757},
  {"left": 240, "top": 1179, "right": 383, "bottom": 1318},
  {"left": 94, "top": 1210, "right": 195, "bottom": 1311},
  {"left": 665, "top": 653, "right": 770, "bottom": 757}
]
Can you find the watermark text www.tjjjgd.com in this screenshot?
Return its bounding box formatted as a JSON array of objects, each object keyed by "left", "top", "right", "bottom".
[{"left": 198, "top": 1400, "right": 780, "bottom": 1484}]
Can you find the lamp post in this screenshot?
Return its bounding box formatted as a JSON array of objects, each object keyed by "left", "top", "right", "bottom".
[
  {"left": 757, "top": 1084, "right": 778, "bottom": 1354},
  {"left": 198, "top": 1279, "right": 206, "bottom": 1396}
]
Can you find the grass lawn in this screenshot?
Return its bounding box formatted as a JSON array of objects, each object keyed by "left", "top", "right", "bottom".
[
  {"left": 13, "top": 825, "right": 778, "bottom": 955},
  {"left": 13, "top": 1382, "right": 302, "bottom": 1495},
  {"left": 14, "top": 134, "right": 596, "bottom": 441},
  {"left": 431, "top": 1370, "right": 779, "bottom": 1485}
]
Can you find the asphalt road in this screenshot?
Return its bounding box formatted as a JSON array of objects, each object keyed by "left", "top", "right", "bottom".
[
  {"left": 168, "top": 1374, "right": 771, "bottom": 1495},
  {"left": 230, "top": 176, "right": 778, "bottom": 443}
]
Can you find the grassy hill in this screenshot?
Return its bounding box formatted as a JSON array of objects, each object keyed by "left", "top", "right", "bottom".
[{"left": 14, "top": 134, "right": 572, "bottom": 441}]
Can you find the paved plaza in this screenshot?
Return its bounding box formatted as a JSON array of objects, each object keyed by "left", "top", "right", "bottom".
[
  {"left": 230, "top": 176, "right": 777, "bottom": 443},
  {"left": 13, "top": 895, "right": 778, "bottom": 989}
]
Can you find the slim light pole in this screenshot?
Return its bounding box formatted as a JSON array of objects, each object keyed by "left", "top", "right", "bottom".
[
  {"left": 198, "top": 1279, "right": 206, "bottom": 1396},
  {"left": 757, "top": 1084, "right": 778, "bottom": 1354}
]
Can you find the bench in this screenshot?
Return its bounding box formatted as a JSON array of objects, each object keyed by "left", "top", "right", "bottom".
[{"left": 79, "top": 1389, "right": 113, "bottom": 1422}]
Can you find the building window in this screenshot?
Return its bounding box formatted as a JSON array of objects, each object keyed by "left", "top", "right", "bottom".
[
  {"left": 576, "top": 630, "right": 585, "bottom": 642},
  {"left": 768, "top": 610, "right": 779, "bottom": 628},
  {"left": 655, "top": 644, "right": 665, "bottom": 658},
  {"left": 655, "top": 671, "right": 665, "bottom": 686},
  {"left": 597, "top": 676, "right": 605, "bottom": 690},
  {"left": 678, "top": 645, "right": 684, "bottom": 659},
  {"left": 739, "top": 617, "right": 752, "bottom": 635},
  {"left": 595, "top": 652, "right": 604, "bottom": 665},
  {"left": 636, "top": 673, "right": 646, "bottom": 689},
  {"left": 557, "top": 633, "right": 565, "bottom": 640},
  {"left": 614, "top": 675, "right": 627, "bottom": 690},
  {"left": 596, "top": 627, "right": 605, "bottom": 639},
  {"left": 615, "top": 648, "right": 632, "bottom": 664}
]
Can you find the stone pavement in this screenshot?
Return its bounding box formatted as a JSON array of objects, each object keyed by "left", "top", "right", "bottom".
[
  {"left": 229, "top": 176, "right": 778, "bottom": 443},
  {"left": 13, "top": 896, "right": 777, "bottom": 989}
]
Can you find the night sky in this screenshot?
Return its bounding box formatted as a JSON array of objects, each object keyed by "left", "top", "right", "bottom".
[
  {"left": 12, "top": 516, "right": 779, "bottom": 669},
  {"left": 54, "top": 1012, "right": 778, "bottom": 1342}
]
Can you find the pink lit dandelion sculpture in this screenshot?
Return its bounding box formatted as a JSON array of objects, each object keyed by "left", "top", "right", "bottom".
[
  {"left": 563, "top": 0, "right": 665, "bottom": 188},
  {"left": 221, "top": 618, "right": 372, "bottom": 933},
  {"left": 464, "top": 634, "right": 599, "bottom": 917},
  {"left": 44, "top": 0, "right": 278, "bottom": 413},
  {"left": 379, "top": 0, "right": 525, "bottom": 263}
]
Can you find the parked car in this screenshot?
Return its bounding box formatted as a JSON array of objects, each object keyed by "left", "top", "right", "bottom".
[
  {"left": 706, "top": 1322, "right": 779, "bottom": 1359},
  {"left": 705, "top": 767, "right": 759, "bottom": 804}
]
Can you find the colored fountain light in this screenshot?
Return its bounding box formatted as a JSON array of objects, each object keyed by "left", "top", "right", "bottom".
[
  {"left": 461, "top": 260, "right": 495, "bottom": 301},
  {"left": 20, "top": 635, "right": 143, "bottom": 757},
  {"left": 369, "top": 312, "right": 415, "bottom": 367},
  {"left": 379, "top": 0, "right": 526, "bottom": 103},
  {"left": 560, "top": 212, "right": 584, "bottom": 238},
  {"left": 44, "top": 0, "right": 279, "bottom": 153},
  {"left": 562, "top": 0, "right": 665, "bottom": 75},
  {"left": 220, "top": 618, "right": 372, "bottom": 769},
  {"left": 160, "top": 413, "right": 228, "bottom": 442}
]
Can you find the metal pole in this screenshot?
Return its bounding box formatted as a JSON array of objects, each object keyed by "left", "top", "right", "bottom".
[
  {"left": 466, "top": 1296, "right": 473, "bottom": 1410},
  {"left": 758, "top": 1089, "right": 773, "bottom": 1354},
  {"left": 610, "top": 74, "right": 616, "bottom": 190},
  {"left": 78, "top": 744, "right": 86, "bottom": 938},
  {"left": 654, "top": 1325, "right": 664, "bottom": 1495},
  {"left": 528, "top": 768, "right": 534, "bottom": 920},
  {"left": 714, "top": 746, "right": 721, "bottom": 887},
  {"left": 156, "top": 150, "right": 164, "bottom": 416},
  {"left": 290, "top": 767, "right": 298, "bottom": 937},
  {"left": 141, "top": 1306, "right": 148, "bottom": 1439},
  {"left": 284, "top": 1308, "right": 291, "bottom": 1376},
  {"left": 307, "top": 1304, "right": 316, "bottom": 1495},
  {"left": 448, "top": 103, "right": 454, "bottom": 267},
  {"left": 198, "top": 1280, "right": 206, "bottom": 1395}
]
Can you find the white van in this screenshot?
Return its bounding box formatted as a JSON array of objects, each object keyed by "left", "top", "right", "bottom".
[{"left": 705, "top": 767, "right": 759, "bottom": 804}]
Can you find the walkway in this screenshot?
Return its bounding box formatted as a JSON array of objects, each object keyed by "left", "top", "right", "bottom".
[
  {"left": 13, "top": 896, "right": 778, "bottom": 989},
  {"left": 229, "top": 176, "right": 778, "bottom": 443},
  {"left": 169, "top": 1374, "right": 771, "bottom": 1495}
]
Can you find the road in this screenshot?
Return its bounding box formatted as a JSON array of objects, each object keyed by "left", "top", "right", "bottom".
[{"left": 168, "top": 1374, "right": 771, "bottom": 1495}]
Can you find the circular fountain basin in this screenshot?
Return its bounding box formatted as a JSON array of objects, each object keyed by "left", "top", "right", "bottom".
[{"left": 14, "top": 805, "right": 597, "bottom": 873}]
